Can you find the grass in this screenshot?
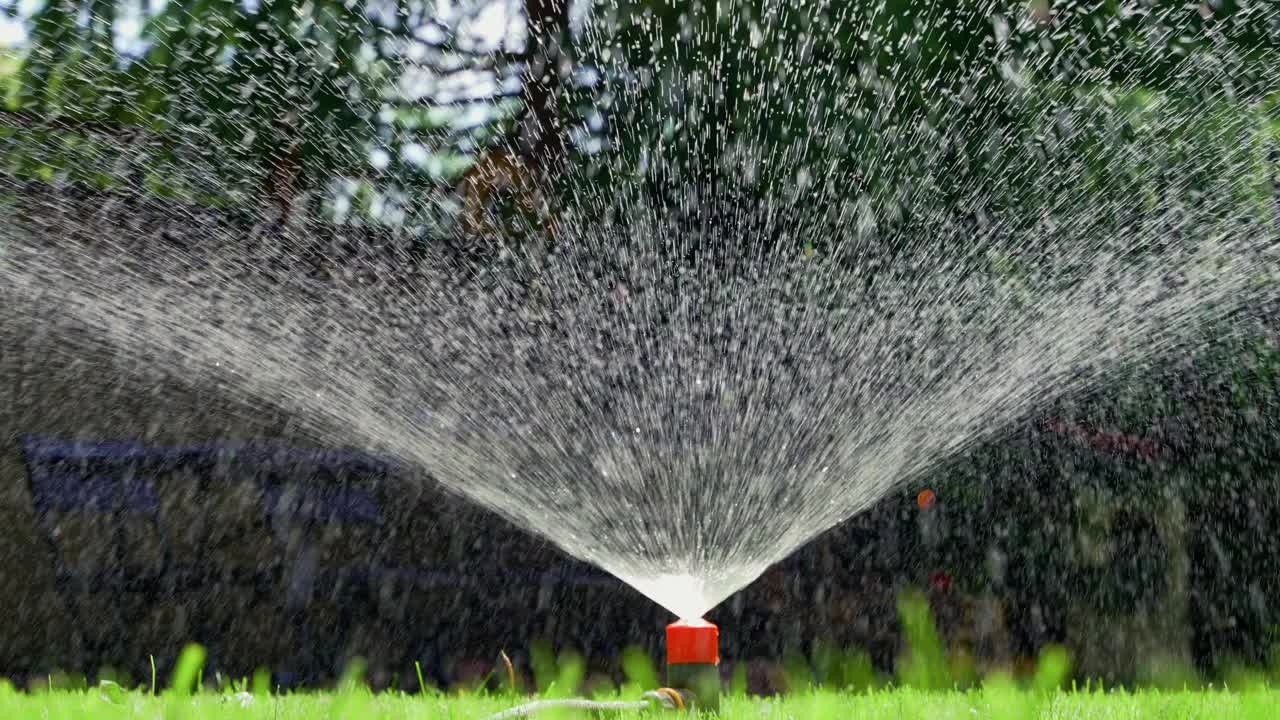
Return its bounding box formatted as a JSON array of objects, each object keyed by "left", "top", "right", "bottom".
[
  {"left": 3, "top": 683, "right": 1280, "bottom": 719},
  {"left": 9, "top": 594, "right": 1280, "bottom": 718},
  {"left": 4, "top": 637, "right": 1280, "bottom": 720}
]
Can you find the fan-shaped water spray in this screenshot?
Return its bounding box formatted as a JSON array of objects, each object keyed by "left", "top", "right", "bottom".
[{"left": 2, "top": 0, "right": 1278, "bottom": 622}]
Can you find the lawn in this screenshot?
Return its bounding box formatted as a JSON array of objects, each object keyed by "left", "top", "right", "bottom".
[
  {"left": 3, "top": 684, "right": 1279, "bottom": 720},
  {"left": 6, "top": 608, "right": 1279, "bottom": 719}
]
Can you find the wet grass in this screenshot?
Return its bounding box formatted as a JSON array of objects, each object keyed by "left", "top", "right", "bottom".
[
  {"left": 3, "top": 682, "right": 1280, "bottom": 719},
  {"left": 8, "top": 596, "right": 1280, "bottom": 717},
  {"left": 6, "top": 639, "right": 1280, "bottom": 720}
]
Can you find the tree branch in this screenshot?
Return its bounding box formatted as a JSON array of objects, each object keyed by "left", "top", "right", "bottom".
[{"left": 517, "top": 0, "right": 571, "bottom": 177}]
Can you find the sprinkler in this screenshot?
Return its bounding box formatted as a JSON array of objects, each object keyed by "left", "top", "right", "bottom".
[
  {"left": 665, "top": 618, "right": 720, "bottom": 711},
  {"left": 483, "top": 618, "right": 721, "bottom": 719}
]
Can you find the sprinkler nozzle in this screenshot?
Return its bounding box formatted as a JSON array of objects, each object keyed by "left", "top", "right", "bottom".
[{"left": 665, "top": 619, "right": 720, "bottom": 711}]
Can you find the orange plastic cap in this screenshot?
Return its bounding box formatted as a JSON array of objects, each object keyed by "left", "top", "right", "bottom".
[
  {"left": 666, "top": 618, "right": 719, "bottom": 665},
  {"left": 917, "top": 488, "right": 937, "bottom": 509}
]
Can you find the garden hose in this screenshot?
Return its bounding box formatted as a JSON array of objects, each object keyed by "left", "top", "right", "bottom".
[{"left": 482, "top": 689, "right": 685, "bottom": 719}]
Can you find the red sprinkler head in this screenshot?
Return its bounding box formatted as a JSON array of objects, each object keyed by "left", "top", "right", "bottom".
[
  {"left": 665, "top": 619, "right": 720, "bottom": 710},
  {"left": 666, "top": 618, "right": 719, "bottom": 665}
]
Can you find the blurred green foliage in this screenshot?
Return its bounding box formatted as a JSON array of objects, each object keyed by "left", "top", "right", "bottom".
[
  {"left": 3, "top": 1, "right": 1276, "bottom": 224},
  {"left": 895, "top": 589, "right": 952, "bottom": 690},
  {"left": 1, "top": 0, "right": 507, "bottom": 226},
  {"left": 169, "top": 644, "right": 207, "bottom": 696}
]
